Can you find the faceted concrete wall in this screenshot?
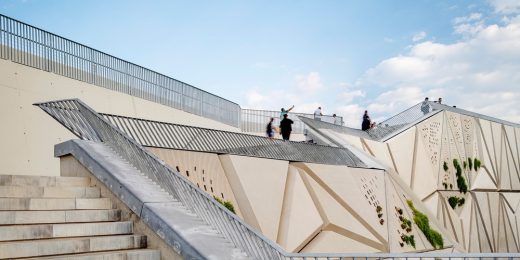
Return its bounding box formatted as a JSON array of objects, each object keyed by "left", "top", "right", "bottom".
[
  {"left": 148, "top": 148, "right": 457, "bottom": 253},
  {"left": 310, "top": 110, "right": 520, "bottom": 252},
  {"left": 0, "top": 59, "right": 239, "bottom": 176}
]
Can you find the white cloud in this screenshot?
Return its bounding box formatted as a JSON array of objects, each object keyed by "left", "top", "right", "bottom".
[
  {"left": 355, "top": 12, "right": 520, "bottom": 124},
  {"left": 412, "top": 31, "right": 427, "bottom": 42},
  {"left": 453, "top": 13, "right": 483, "bottom": 24},
  {"left": 488, "top": 0, "right": 520, "bottom": 14},
  {"left": 336, "top": 104, "right": 365, "bottom": 128},
  {"left": 295, "top": 72, "right": 323, "bottom": 92}
]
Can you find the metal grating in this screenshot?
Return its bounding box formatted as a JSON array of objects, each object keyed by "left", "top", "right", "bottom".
[{"left": 100, "top": 113, "right": 366, "bottom": 167}]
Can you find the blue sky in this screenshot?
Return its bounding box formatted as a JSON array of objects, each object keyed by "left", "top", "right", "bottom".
[{"left": 2, "top": 0, "right": 520, "bottom": 126}]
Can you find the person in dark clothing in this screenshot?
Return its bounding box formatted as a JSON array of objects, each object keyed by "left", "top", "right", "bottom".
[
  {"left": 279, "top": 114, "right": 294, "bottom": 141},
  {"left": 361, "top": 110, "right": 371, "bottom": 131},
  {"left": 266, "top": 117, "right": 275, "bottom": 139}
]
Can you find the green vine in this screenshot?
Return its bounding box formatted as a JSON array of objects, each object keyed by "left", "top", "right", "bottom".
[
  {"left": 407, "top": 200, "right": 444, "bottom": 249},
  {"left": 454, "top": 159, "right": 468, "bottom": 193},
  {"left": 214, "top": 196, "right": 236, "bottom": 214},
  {"left": 443, "top": 161, "right": 448, "bottom": 172},
  {"left": 448, "top": 196, "right": 465, "bottom": 209},
  {"left": 401, "top": 234, "right": 416, "bottom": 248},
  {"left": 468, "top": 157, "right": 473, "bottom": 171},
  {"left": 474, "top": 158, "right": 481, "bottom": 170}
]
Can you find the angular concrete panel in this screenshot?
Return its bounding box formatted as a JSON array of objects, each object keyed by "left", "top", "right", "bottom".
[
  {"left": 301, "top": 163, "right": 388, "bottom": 243},
  {"left": 387, "top": 127, "right": 416, "bottom": 187},
  {"left": 219, "top": 154, "right": 288, "bottom": 241},
  {"left": 301, "top": 166, "right": 383, "bottom": 249},
  {"left": 301, "top": 231, "right": 380, "bottom": 253},
  {"left": 277, "top": 166, "right": 323, "bottom": 252},
  {"left": 412, "top": 134, "right": 438, "bottom": 200}
]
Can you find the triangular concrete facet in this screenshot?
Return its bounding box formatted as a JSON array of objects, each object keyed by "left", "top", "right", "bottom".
[
  {"left": 471, "top": 168, "right": 497, "bottom": 191},
  {"left": 277, "top": 165, "right": 323, "bottom": 252},
  {"left": 387, "top": 127, "right": 416, "bottom": 188}
]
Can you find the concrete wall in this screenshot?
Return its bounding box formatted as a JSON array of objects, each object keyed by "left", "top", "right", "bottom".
[
  {"left": 311, "top": 109, "right": 520, "bottom": 252},
  {"left": 0, "top": 59, "right": 239, "bottom": 176},
  {"left": 147, "top": 147, "right": 456, "bottom": 253}
]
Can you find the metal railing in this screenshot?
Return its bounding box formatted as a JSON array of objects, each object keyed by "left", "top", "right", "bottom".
[
  {"left": 0, "top": 14, "right": 240, "bottom": 127},
  {"left": 35, "top": 99, "right": 287, "bottom": 259},
  {"left": 365, "top": 101, "right": 441, "bottom": 141},
  {"left": 241, "top": 108, "right": 343, "bottom": 134},
  {"left": 35, "top": 99, "right": 520, "bottom": 259},
  {"left": 99, "top": 113, "right": 364, "bottom": 167}
]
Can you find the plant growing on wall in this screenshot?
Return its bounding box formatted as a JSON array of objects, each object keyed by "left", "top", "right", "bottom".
[
  {"left": 474, "top": 158, "right": 481, "bottom": 170},
  {"left": 401, "top": 234, "right": 416, "bottom": 248},
  {"left": 463, "top": 161, "right": 467, "bottom": 169},
  {"left": 448, "top": 196, "right": 465, "bottom": 209},
  {"left": 407, "top": 200, "right": 444, "bottom": 249},
  {"left": 453, "top": 159, "right": 459, "bottom": 169},
  {"left": 442, "top": 182, "right": 448, "bottom": 189},
  {"left": 214, "top": 196, "right": 236, "bottom": 214},
  {"left": 443, "top": 161, "right": 448, "bottom": 172},
  {"left": 468, "top": 157, "right": 473, "bottom": 171}
]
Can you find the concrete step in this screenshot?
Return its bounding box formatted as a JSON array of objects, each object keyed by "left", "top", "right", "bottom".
[
  {"left": 0, "top": 198, "right": 112, "bottom": 210},
  {"left": 0, "top": 175, "right": 90, "bottom": 187},
  {"left": 0, "top": 186, "right": 100, "bottom": 198},
  {"left": 0, "top": 221, "right": 133, "bottom": 241},
  {"left": 0, "top": 209, "right": 121, "bottom": 225},
  {"left": 20, "top": 249, "right": 161, "bottom": 259},
  {"left": 0, "top": 234, "right": 147, "bottom": 259}
]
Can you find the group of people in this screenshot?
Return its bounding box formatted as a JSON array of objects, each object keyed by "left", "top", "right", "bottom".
[
  {"left": 266, "top": 105, "right": 340, "bottom": 141},
  {"left": 266, "top": 97, "right": 450, "bottom": 139},
  {"left": 266, "top": 105, "right": 295, "bottom": 141}
]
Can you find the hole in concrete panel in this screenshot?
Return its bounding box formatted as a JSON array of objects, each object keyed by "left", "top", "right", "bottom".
[
  {"left": 221, "top": 193, "right": 224, "bottom": 199},
  {"left": 194, "top": 166, "right": 197, "bottom": 171},
  {"left": 176, "top": 166, "right": 180, "bottom": 172},
  {"left": 204, "top": 185, "right": 207, "bottom": 191},
  {"left": 186, "top": 171, "right": 190, "bottom": 177},
  {"left": 197, "top": 183, "right": 200, "bottom": 188},
  {"left": 210, "top": 187, "right": 214, "bottom": 193},
  {"left": 202, "top": 177, "right": 205, "bottom": 182}
]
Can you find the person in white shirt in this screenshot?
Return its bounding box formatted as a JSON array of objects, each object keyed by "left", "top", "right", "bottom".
[
  {"left": 333, "top": 114, "right": 340, "bottom": 125},
  {"left": 314, "top": 107, "right": 323, "bottom": 120}
]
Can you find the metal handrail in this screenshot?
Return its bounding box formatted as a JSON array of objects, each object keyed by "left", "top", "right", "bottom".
[
  {"left": 35, "top": 99, "right": 287, "bottom": 259},
  {"left": 99, "top": 113, "right": 365, "bottom": 167},
  {"left": 35, "top": 99, "right": 520, "bottom": 259},
  {"left": 241, "top": 108, "right": 343, "bottom": 134},
  {"left": 0, "top": 13, "right": 240, "bottom": 127}
]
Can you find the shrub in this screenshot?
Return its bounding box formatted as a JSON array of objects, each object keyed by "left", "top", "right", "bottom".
[
  {"left": 407, "top": 200, "right": 444, "bottom": 249},
  {"left": 448, "top": 196, "right": 465, "bottom": 209},
  {"left": 474, "top": 158, "right": 481, "bottom": 170},
  {"left": 457, "top": 175, "right": 468, "bottom": 194},
  {"left": 463, "top": 161, "right": 467, "bottom": 169},
  {"left": 468, "top": 157, "right": 473, "bottom": 171},
  {"left": 401, "top": 234, "right": 416, "bottom": 248},
  {"left": 448, "top": 196, "right": 459, "bottom": 209},
  {"left": 453, "top": 159, "right": 459, "bottom": 169},
  {"left": 443, "top": 161, "right": 449, "bottom": 172},
  {"left": 214, "top": 196, "right": 236, "bottom": 214}
]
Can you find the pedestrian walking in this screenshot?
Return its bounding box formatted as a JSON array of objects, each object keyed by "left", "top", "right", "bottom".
[
  {"left": 421, "top": 97, "right": 430, "bottom": 115},
  {"left": 266, "top": 117, "right": 276, "bottom": 139},
  {"left": 314, "top": 107, "right": 323, "bottom": 120},
  {"left": 333, "top": 114, "right": 340, "bottom": 125},
  {"left": 279, "top": 114, "right": 294, "bottom": 141},
  {"left": 362, "top": 110, "right": 371, "bottom": 131}
]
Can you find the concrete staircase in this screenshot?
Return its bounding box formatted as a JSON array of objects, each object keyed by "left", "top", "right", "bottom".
[{"left": 0, "top": 175, "right": 160, "bottom": 259}]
